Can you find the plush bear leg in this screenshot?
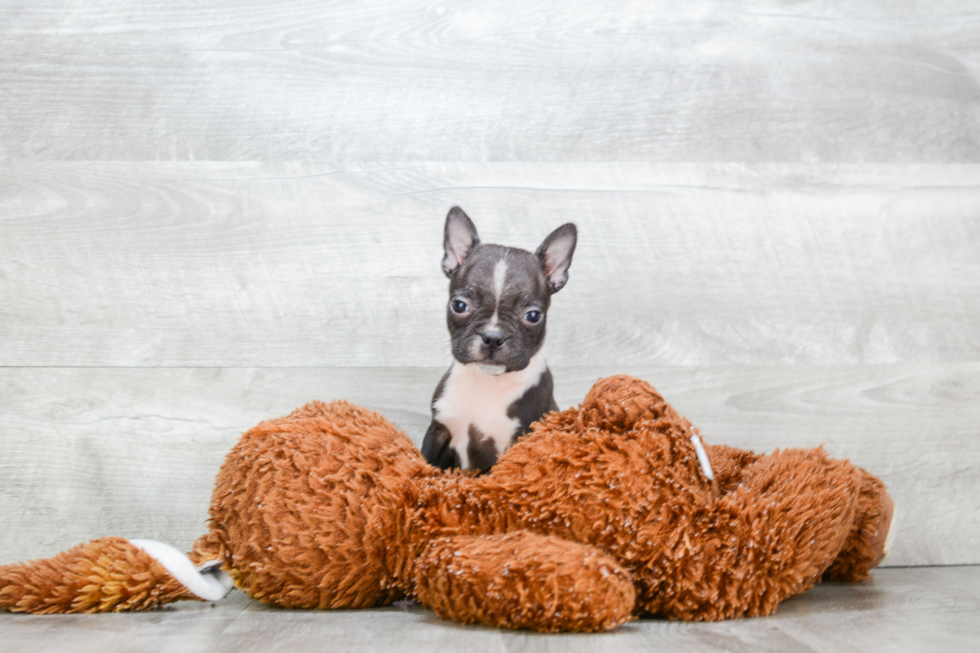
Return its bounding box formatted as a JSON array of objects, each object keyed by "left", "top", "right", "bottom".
[
  {"left": 414, "top": 531, "right": 635, "bottom": 632},
  {"left": 713, "top": 448, "right": 868, "bottom": 618},
  {"left": 822, "top": 467, "right": 895, "bottom": 582},
  {"left": 0, "top": 537, "right": 202, "bottom": 614},
  {"left": 638, "top": 447, "right": 866, "bottom": 621}
]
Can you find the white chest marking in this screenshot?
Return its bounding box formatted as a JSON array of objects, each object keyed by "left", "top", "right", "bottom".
[{"left": 433, "top": 352, "right": 547, "bottom": 469}]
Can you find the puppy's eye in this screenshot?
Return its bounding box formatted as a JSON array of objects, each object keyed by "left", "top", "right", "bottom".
[
  {"left": 451, "top": 300, "right": 469, "bottom": 314},
  {"left": 524, "top": 310, "right": 542, "bottom": 324}
]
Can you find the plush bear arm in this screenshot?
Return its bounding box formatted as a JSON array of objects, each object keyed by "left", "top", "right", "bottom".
[{"left": 413, "top": 531, "right": 635, "bottom": 632}]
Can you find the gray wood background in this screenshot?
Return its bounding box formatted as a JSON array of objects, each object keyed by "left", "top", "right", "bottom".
[{"left": 1, "top": 0, "right": 978, "bottom": 570}]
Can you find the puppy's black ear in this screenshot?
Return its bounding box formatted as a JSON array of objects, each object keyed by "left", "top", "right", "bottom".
[
  {"left": 442, "top": 207, "right": 480, "bottom": 276},
  {"left": 535, "top": 223, "right": 577, "bottom": 292}
]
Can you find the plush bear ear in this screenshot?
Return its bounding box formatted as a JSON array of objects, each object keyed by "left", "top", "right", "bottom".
[
  {"left": 442, "top": 207, "right": 480, "bottom": 276},
  {"left": 535, "top": 223, "right": 577, "bottom": 292}
]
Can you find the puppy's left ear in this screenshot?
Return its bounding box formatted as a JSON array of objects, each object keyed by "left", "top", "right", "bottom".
[{"left": 536, "top": 223, "right": 577, "bottom": 292}]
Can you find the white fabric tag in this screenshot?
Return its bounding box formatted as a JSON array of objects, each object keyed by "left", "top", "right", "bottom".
[
  {"left": 129, "top": 539, "right": 233, "bottom": 602},
  {"left": 690, "top": 433, "right": 715, "bottom": 481}
]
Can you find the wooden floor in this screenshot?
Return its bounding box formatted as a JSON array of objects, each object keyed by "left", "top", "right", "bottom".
[
  {"left": 2, "top": 0, "right": 979, "bottom": 647},
  {"left": 2, "top": 566, "right": 978, "bottom": 653}
]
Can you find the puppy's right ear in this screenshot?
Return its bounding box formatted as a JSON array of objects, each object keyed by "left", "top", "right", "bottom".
[{"left": 442, "top": 207, "right": 480, "bottom": 276}]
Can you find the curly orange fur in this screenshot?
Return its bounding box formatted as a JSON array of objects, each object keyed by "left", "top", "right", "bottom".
[{"left": 1, "top": 376, "right": 893, "bottom": 630}]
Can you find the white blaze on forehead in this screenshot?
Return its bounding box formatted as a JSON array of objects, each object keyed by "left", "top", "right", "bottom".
[
  {"left": 488, "top": 258, "right": 508, "bottom": 328},
  {"left": 493, "top": 259, "right": 509, "bottom": 301}
]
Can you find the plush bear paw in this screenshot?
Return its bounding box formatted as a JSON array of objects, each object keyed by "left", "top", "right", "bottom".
[{"left": 415, "top": 532, "right": 635, "bottom": 632}]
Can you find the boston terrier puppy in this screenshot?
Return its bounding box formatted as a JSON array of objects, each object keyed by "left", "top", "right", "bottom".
[{"left": 420, "top": 206, "right": 577, "bottom": 472}]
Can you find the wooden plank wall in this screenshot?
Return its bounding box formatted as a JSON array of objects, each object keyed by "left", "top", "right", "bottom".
[{"left": 1, "top": 1, "right": 978, "bottom": 568}]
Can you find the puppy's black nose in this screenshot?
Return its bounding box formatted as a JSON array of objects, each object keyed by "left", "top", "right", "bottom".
[{"left": 480, "top": 331, "right": 506, "bottom": 352}]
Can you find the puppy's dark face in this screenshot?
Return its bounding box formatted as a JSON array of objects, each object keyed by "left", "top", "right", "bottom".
[
  {"left": 440, "top": 207, "right": 576, "bottom": 375},
  {"left": 447, "top": 244, "right": 551, "bottom": 373}
]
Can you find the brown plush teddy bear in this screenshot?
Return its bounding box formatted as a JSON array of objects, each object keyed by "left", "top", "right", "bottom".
[{"left": 0, "top": 376, "right": 894, "bottom": 631}]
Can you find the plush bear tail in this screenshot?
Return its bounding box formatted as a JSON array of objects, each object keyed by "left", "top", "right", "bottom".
[{"left": 0, "top": 536, "right": 233, "bottom": 614}]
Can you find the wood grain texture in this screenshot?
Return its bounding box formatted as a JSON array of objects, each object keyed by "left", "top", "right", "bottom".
[
  {"left": 1, "top": 364, "right": 977, "bottom": 567},
  {"left": 0, "top": 366, "right": 442, "bottom": 563},
  {"left": 1, "top": 567, "right": 978, "bottom": 652},
  {"left": 1, "top": 162, "right": 977, "bottom": 367},
  {"left": 1, "top": 1, "right": 979, "bottom": 161},
  {"left": 1, "top": 2, "right": 977, "bottom": 624}
]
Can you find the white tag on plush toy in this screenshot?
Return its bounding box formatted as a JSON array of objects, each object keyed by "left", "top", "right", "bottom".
[
  {"left": 129, "top": 539, "right": 233, "bottom": 602},
  {"left": 690, "top": 434, "right": 715, "bottom": 481}
]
